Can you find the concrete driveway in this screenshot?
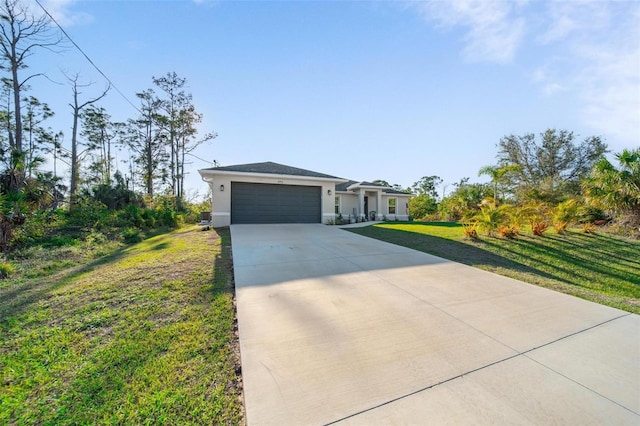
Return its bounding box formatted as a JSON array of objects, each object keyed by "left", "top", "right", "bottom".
[{"left": 231, "top": 224, "right": 640, "bottom": 425}]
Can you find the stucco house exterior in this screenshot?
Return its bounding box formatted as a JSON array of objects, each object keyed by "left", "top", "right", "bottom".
[{"left": 199, "top": 162, "right": 413, "bottom": 227}]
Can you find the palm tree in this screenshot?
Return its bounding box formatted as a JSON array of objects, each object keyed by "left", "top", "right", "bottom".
[
  {"left": 478, "top": 164, "right": 521, "bottom": 203},
  {"left": 582, "top": 148, "right": 640, "bottom": 222},
  {"left": 473, "top": 200, "right": 508, "bottom": 237}
]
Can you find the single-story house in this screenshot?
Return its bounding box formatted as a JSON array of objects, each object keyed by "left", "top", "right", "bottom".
[{"left": 198, "top": 161, "right": 413, "bottom": 227}]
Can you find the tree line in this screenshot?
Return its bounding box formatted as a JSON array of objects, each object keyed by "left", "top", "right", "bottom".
[
  {"left": 384, "top": 129, "right": 638, "bottom": 237},
  {"left": 0, "top": 0, "right": 215, "bottom": 249}
]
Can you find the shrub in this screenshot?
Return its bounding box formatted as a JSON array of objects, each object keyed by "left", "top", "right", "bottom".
[
  {"left": 577, "top": 205, "right": 608, "bottom": 224},
  {"left": 474, "top": 202, "right": 507, "bottom": 237},
  {"left": 553, "top": 199, "right": 579, "bottom": 234},
  {"left": 85, "top": 230, "right": 108, "bottom": 246},
  {"left": 531, "top": 221, "right": 549, "bottom": 236},
  {"left": 141, "top": 209, "right": 156, "bottom": 228},
  {"left": 121, "top": 228, "right": 142, "bottom": 243},
  {"left": 582, "top": 223, "right": 597, "bottom": 234},
  {"left": 553, "top": 221, "right": 570, "bottom": 234},
  {"left": 116, "top": 205, "right": 145, "bottom": 228},
  {"left": 86, "top": 172, "right": 144, "bottom": 210},
  {"left": 0, "top": 261, "right": 15, "bottom": 278},
  {"left": 498, "top": 224, "right": 519, "bottom": 239},
  {"left": 43, "top": 235, "right": 80, "bottom": 248},
  {"left": 65, "top": 197, "right": 109, "bottom": 228},
  {"left": 462, "top": 222, "right": 479, "bottom": 239}
]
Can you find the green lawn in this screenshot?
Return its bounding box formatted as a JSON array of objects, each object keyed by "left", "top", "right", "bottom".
[
  {"left": 0, "top": 227, "right": 243, "bottom": 425},
  {"left": 347, "top": 222, "right": 640, "bottom": 314}
]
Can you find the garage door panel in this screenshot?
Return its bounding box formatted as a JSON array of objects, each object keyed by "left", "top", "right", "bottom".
[{"left": 231, "top": 182, "right": 321, "bottom": 224}]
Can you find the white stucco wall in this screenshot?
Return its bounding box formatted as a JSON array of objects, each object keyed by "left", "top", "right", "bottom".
[{"left": 337, "top": 192, "right": 412, "bottom": 221}]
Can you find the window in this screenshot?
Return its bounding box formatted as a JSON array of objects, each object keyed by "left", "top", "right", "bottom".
[
  {"left": 335, "top": 196, "right": 341, "bottom": 214},
  {"left": 388, "top": 198, "right": 397, "bottom": 215}
]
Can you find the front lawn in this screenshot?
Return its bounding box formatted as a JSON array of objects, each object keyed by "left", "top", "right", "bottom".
[
  {"left": 347, "top": 222, "right": 640, "bottom": 314},
  {"left": 0, "top": 227, "right": 243, "bottom": 425}
]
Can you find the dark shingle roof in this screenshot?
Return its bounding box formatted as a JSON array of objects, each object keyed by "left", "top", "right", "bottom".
[
  {"left": 359, "top": 181, "right": 388, "bottom": 187},
  {"left": 384, "top": 188, "right": 413, "bottom": 195},
  {"left": 336, "top": 180, "right": 358, "bottom": 191},
  {"left": 202, "top": 161, "right": 343, "bottom": 179}
]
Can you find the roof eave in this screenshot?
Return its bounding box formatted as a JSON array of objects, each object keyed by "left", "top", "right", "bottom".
[{"left": 198, "top": 168, "right": 348, "bottom": 183}]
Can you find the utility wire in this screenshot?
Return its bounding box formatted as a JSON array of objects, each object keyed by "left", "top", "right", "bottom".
[
  {"left": 185, "top": 152, "right": 217, "bottom": 165},
  {"left": 35, "top": 0, "right": 142, "bottom": 115}
]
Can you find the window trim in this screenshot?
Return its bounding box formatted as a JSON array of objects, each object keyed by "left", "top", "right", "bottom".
[{"left": 335, "top": 195, "right": 341, "bottom": 215}]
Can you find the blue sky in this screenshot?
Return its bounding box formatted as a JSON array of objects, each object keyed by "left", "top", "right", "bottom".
[{"left": 28, "top": 0, "right": 640, "bottom": 198}]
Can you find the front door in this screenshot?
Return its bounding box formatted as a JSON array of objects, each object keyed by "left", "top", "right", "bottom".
[{"left": 364, "top": 196, "right": 369, "bottom": 216}]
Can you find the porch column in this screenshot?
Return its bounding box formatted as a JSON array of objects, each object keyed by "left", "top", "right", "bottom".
[
  {"left": 376, "top": 190, "right": 382, "bottom": 220},
  {"left": 358, "top": 189, "right": 365, "bottom": 220}
]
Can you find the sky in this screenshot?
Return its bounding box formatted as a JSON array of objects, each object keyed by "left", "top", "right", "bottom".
[{"left": 23, "top": 0, "right": 640, "bottom": 199}]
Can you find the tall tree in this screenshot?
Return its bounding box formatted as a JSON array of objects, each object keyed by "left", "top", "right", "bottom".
[
  {"left": 497, "top": 129, "right": 607, "bottom": 201},
  {"left": 126, "top": 89, "right": 165, "bottom": 197},
  {"left": 477, "top": 164, "right": 520, "bottom": 203},
  {"left": 153, "top": 71, "right": 189, "bottom": 197},
  {"left": 23, "top": 95, "right": 53, "bottom": 178},
  {"left": 174, "top": 105, "right": 215, "bottom": 205},
  {"left": 81, "top": 105, "right": 121, "bottom": 186},
  {"left": 0, "top": 0, "right": 60, "bottom": 175},
  {"left": 66, "top": 73, "right": 109, "bottom": 207},
  {"left": 412, "top": 175, "right": 443, "bottom": 199},
  {"left": 153, "top": 72, "right": 216, "bottom": 207}
]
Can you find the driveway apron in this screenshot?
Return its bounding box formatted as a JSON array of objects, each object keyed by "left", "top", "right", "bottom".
[{"left": 230, "top": 224, "right": 640, "bottom": 425}]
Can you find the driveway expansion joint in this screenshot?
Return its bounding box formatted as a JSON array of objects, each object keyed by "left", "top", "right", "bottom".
[{"left": 325, "top": 313, "right": 635, "bottom": 425}]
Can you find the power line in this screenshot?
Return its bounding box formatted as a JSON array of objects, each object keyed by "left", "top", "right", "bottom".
[
  {"left": 34, "top": 0, "right": 142, "bottom": 115},
  {"left": 185, "top": 152, "right": 217, "bottom": 165}
]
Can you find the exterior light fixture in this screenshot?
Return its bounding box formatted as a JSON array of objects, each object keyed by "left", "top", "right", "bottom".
[
  {"left": 328, "top": 189, "right": 332, "bottom": 195},
  {"left": 220, "top": 184, "right": 225, "bottom": 191}
]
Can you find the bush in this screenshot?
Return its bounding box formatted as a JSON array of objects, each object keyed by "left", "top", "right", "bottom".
[
  {"left": 498, "top": 224, "right": 519, "bottom": 239},
  {"left": 553, "top": 200, "right": 579, "bottom": 234},
  {"left": 84, "top": 230, "right": 108, "bottom": 246},
  {"left": 121, "top": 228, "right": 142, "bottom": 243},
  {"left": 577, "top": 206, "right": 608, "bottom": 223},
  {"left": 0, "top": 261, "right": 15, "bottom": 278},
  {"left": 43, "top": 235, "right": 80, "bottom": 248},
  {"left": 462, "top": 222, "right": 479, "bottom": 239},
  {"left": 553, "top": 221, "right": 570, "bottom": 234},
  {"left": 474, "top": 202, "right": 508, "bottom": 237},
  {"left": 531, "top": 221, "right": 549, "bottom": 236},
  {"left": 86, "top": 172, "right": 144, "bottom": 210}
]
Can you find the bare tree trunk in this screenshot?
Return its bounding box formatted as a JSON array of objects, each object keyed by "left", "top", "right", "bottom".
[
  {"left": 67, "top": 74, "right": 109, "bottom": 209},
  {"left": 145, "top": 120, "right": 153, "bottom": 197},
  {"left": 10, "top": 60, "right": 21, "bottom": 155}
]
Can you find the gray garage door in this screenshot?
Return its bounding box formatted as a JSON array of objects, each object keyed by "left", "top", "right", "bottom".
[{"left": 231, "top": 182, "right": 321, "bottom": 224}]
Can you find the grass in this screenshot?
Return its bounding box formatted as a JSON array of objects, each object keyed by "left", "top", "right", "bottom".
[
  {"left": 347, "top": 222, "right": 640, "bottom": 314},
  {"left": 0, "top": 226, "right": 243, "bottom": 425}
]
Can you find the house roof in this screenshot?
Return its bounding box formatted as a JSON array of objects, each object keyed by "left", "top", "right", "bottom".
[
  {"left": 383, "top": 188, "right": 413, "bottom": 195},
  {"left": 200, "top": 161, "right": 344, "bottom": 180},
  {"left": 200, "top": 162, "right": 413, "bottom": 196},
  {"left": 336, "top": 180, "right": 358, "bottom": 191},
  {"left": 336, "top": 180, "right": 413, "bottom": 196}
]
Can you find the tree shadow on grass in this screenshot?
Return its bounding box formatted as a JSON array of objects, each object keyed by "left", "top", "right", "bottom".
[
  {"left": 346, "top": 226, "right": 566, "bottom": 284},
  {"left": 0, "top": 230, "right": 174, "bottom": 324}
]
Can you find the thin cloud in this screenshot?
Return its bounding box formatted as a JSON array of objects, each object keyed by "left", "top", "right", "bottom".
[
  {"left": 413, "top": 0, "right": 527, "bottom": 63},
  {"left": 410, "top": 0, "right": 640, "bottom": 148},
  {"left": 40, "top": 0, "right": 93, "bottom": 27},
  {"left": 537, "top": 1, "right": 640, "bottom": 148},
  {"left": 538, "top": 0, "right": 610, "bottom": 44}
]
